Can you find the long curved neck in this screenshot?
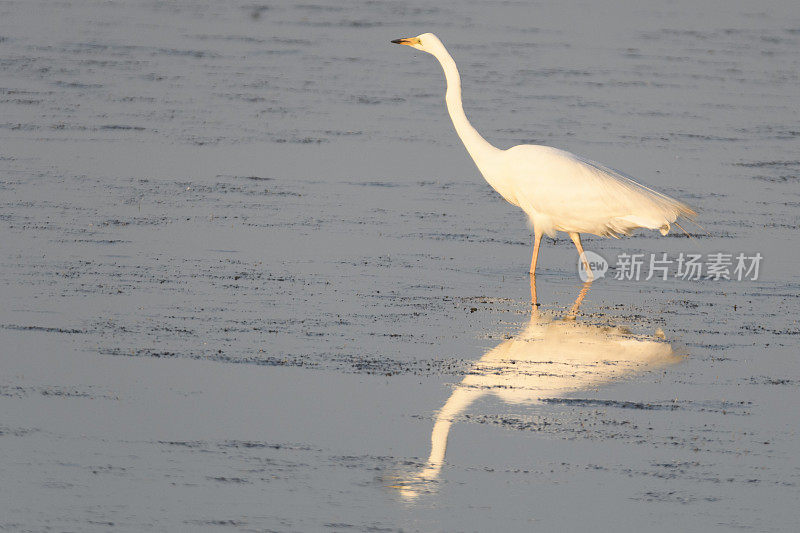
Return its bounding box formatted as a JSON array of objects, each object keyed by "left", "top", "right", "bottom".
[{"left": 432, "top": 46, "right": 500, "bottom": 164}]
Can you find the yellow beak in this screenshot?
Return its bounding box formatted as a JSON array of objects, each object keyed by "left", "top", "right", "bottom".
[{"left": 391, "top": 37, "right": 420, "bottom": 46}]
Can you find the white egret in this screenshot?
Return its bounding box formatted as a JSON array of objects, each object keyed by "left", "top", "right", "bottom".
[{"left": 391, "top": 33, "right": 696, "bottom": 278}]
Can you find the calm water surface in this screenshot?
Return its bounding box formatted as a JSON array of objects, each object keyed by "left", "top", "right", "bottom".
[{"left": 1, "top": 1, "right": 799, "bottom": 531}]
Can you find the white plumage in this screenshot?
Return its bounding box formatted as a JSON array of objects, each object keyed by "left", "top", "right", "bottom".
[
  {"left": 392, "top": 33, "right": 696, "bottom": 278},
  {"left": 499, "top": 145, "right": 695, "bottom": 238}
]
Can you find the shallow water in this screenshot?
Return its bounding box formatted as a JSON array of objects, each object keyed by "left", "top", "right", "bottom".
[{"left": 1, "top": 0, "right": 799, "bottom": 531}]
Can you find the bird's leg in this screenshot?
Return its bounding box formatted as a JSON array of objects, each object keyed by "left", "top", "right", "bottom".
[
  {"left": 529, "top": 230, "right": 543, "bottom": 277},
  {"left": 569, "top": 232, "right": 594, "bottom": 281},
  {"left": 565, "top": 281, "right": 593, "bottom": 320}
]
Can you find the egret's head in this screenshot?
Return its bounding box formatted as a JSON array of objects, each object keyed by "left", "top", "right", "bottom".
[{"left": 390, "top": 33, "right": 443, "bottom": 55}]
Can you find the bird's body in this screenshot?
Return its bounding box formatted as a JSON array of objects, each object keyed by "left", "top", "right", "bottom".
[
  {"left": 392, "top": 33, "right": 696, "bottom": 277},
  {"left": 482, "top": 144, "right": 694, "bottom": 238}
]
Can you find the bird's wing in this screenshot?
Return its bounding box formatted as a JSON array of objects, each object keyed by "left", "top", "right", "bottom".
[{"left": 504, "top": 146, "right": 695, "bottom": 237}]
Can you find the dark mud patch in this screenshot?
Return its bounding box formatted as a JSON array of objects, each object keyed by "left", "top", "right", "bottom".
[
  {"left": 1, "top": 324, "right": 86, "bottom": 334},
  {"left": 541, "top": 397, "right": 752, "bottom": 415},
  {"left": 0, "top": 385, "right": 117, "bottom": 400}
]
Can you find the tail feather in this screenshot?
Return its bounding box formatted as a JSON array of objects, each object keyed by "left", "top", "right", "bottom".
[{"left": 577, "top": 155, "right": 697, "bottom": 237}]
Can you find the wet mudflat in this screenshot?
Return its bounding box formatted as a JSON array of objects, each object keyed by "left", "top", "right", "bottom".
[{"left": 1, "top": 1, "right": 799, "bottom": 531}]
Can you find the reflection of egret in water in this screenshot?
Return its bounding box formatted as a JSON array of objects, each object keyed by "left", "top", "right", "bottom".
[{"left": 393, "top": 279, "right": 684, "bottom": 500}]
